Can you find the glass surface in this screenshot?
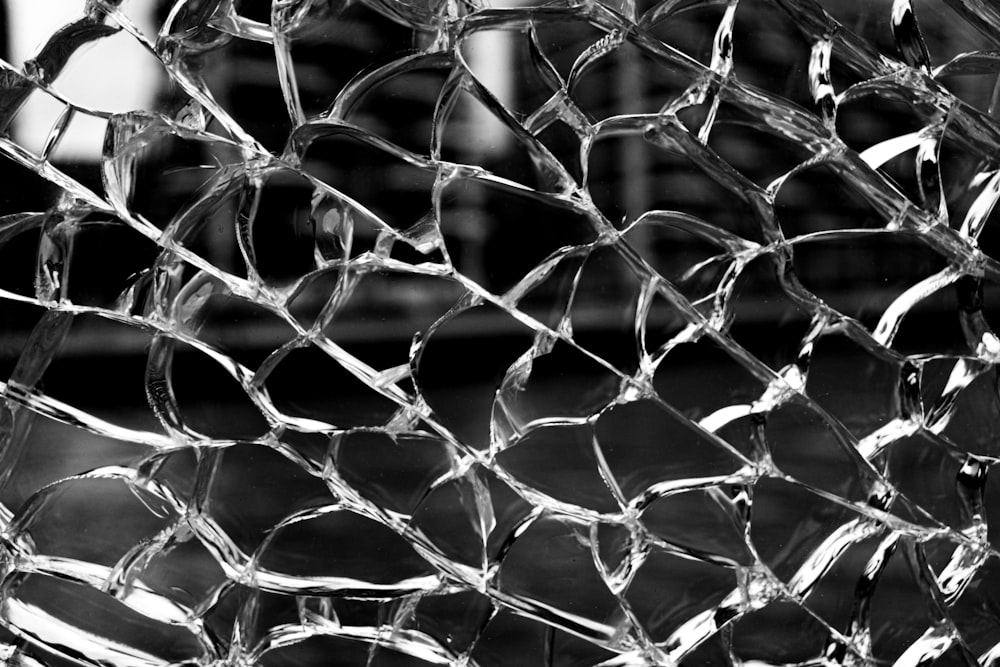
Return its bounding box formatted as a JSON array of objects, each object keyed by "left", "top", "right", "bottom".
[{"left": 0, "top": 0, "right": 998, "bottom": 664}]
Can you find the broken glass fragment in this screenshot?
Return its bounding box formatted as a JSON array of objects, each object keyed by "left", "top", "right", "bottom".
[{"left": 0, "top": 0, "right": 1000, "bottom": 664}]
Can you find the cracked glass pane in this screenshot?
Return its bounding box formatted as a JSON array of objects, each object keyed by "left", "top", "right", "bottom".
[{"left": 1, "top": 0, "right": 1000, "bottom": 664}]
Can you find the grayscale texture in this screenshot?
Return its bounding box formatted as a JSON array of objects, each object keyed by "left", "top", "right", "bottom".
[{"left": 0, "top": 0, "right": 999, "bottom": 665}]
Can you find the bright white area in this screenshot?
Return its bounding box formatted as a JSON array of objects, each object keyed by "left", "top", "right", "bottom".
[
  {"left": 7, "top": 0, "right": 162, "bottom": 161},
  {"left": 462, "top": 30, "right": 514, "bottom": 155}
]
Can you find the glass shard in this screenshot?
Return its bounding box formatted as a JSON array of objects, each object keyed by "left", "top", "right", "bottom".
[{"left": 1, "top": 0, "right": 1000, "bottom": 664}]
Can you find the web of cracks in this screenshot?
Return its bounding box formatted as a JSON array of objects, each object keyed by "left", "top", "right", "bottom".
[{"left": 1, "top": 0, "right": 1000, "bottom": 665}]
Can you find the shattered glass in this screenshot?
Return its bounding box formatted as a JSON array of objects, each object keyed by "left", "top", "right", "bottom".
[{"left": 4, "top": 0, "right": 1000, "bottom": 664}]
